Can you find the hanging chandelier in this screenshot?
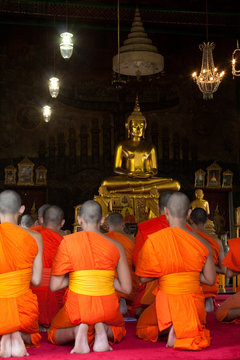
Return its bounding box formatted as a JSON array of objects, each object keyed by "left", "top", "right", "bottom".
[
  {"left": 42, "top": 105, "right": 52, "bottom": 123},
  {"left": 192, "top": 0, "right": 224, "bottom": 99},
  {"left": 192, "top": 42, "right": 224, "bottom": 99},
  {"left": 112, "top": 6, "right": 164, "bottom": 79},
  {"left": 232, "top": 40, "right": 240, "bottom": 78},
  {"left": 49, "top": 77, "right": 60, "bottom": 98}
]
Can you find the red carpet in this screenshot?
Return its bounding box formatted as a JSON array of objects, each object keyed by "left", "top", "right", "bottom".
[{"left": 26, "top": 311, "right": 240, "bottom": 360}]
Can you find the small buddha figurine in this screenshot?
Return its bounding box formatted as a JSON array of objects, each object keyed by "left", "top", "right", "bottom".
[
  {"left": 102, "top": 97, "right": 180, "bottom": 194},
  {"left": 190, "top": 189, "right": 210, "bottom": 215}
]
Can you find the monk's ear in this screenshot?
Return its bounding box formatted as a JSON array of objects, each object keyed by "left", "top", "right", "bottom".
[
  {"left": 61, "top": 219, "right": 65, "bottom": 228},
  {"left": 19, "top": 205, "right": 25, "bottom": 215},
  {"left": 100, "top": 217, "right": 105, "bottom": 226},
  {"left": 77, "top": 215, "right": 83, "bottom": 226},
  {"left": 164, "top": 206, "right": 169, "bottom": 216},
  {"left": 187, "top": 209, "right": 192, "bottom": 218}
]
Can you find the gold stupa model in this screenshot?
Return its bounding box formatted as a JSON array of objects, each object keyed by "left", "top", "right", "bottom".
[{"left": 74, "top": 97, "right": 180, "bottom": 231}]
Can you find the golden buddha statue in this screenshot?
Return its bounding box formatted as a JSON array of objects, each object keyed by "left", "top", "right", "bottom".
[
  {"left": 190, "top": 189, "right": 210, "bottom": 215},
  {"left": 102, "top": 97, "right": 180, "bottom": 194}
]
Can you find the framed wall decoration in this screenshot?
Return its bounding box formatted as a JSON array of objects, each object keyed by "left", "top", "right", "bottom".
[
  {"left": 206, "top": 161, "right": 221, "bottom": 188},
  {"left": 35, "top": 165, "right": 47, "bottom": 185},
  {"left": 222, "top": 169, "right": 233, "bottom": 189},
  {"left": 4, "top": 165, "right": 17, "bottom": 185},
  {"left": 194, "top": 169, "right": 206, "bottom": 188},
  {"left": 17, "top": 157, "right": 34, "bottom": 185}
]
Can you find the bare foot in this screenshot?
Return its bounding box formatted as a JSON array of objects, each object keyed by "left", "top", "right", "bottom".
[
  {"left": 93, "top": 323, "right": 112, "bottom": 352},
  {"left": 166, "top": 326, "right": 176, "bottom": 348},
  {"left": 205, "top": 297, "right": 214, "bottom": 312},
  {"left": 0, "top": 334, "right": 11, "bottom": 358},
  {"left": 11, "top": 332, "right": 29, "bottom": 357},
  {"left": 70, "top": 324, "right": 90, "bottom": 354},
  {"left": 119, "top": 298, "right": 128, "bottom": 315}
]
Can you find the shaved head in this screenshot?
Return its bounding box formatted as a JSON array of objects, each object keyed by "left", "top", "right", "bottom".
[
  {"left": 0, "top": 190, "right": 21, "bottom": 214},
  {"left": 107, "top": 213, "right": 124, "bottom": 227},
  {"left": 167, "top": 192, "right": 190, "bottom": 219},
  {"left": 190, "top": 208, "right": 208, "bottom": 225},
  {"left": 38, "top": 204, "right": 50, "bottom": 217},
  {"left": 21, "top": 214, "right": 34, "bottom": 228},
  {"left": 159, "top": 191, "right": 173, "bottom": 212},
  {"left": 43, "top": 205, "right": 64, "bottom": 226},
  {"left": 80, "top": 200, "right": 102, "bottom": 225}
]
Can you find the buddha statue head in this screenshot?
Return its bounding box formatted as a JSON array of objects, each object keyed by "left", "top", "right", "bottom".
[
  {"left": 126, "top": 96, "right": 147, "bottom": 139},
  {"left": 195, "top": 189, "right": 204, "bottom": 200}
]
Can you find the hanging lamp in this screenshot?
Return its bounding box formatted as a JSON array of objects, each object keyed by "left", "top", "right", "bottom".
[
  {"left": 112, "top": 6, "right": 164, "bottom": 79},
  {"left": 192, "top": 0, "right": 224, "bottom": 99},
  {"left": 42, "top": 105, "right": 52, "bottom": 123},
  {"left": 60, "top": 0, "right": 73, "bottom": 59},
  {"left": 232, "top": 40, "right": 240, "bottom": 78}
]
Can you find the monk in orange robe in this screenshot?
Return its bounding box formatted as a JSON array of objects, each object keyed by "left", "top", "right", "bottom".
[
  {"left": 136, "top": 192, "right": 216, "bottom": 350},
  {"left": 0, "top": 190, "right": 43, "bottom": 357},
  {"left": 105, "top": 212, "right": 138, "bottom": 315},
  {"left": 190, "top": 208, "right": 226, "bottom": 312},
  {"left": 30, "top": 204, "right": 50, "bottom": 232},
  {"left": 216, "top": 237, "right": 240, "bottom": 322},
  {"left": 31, "top": 205, "right": 65, "bottom": 328},
  {"left": 48, "top": 200, "right": 131, "bottom": 354}
]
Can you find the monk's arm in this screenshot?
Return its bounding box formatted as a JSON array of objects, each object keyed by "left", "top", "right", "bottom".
[
  {"left": 31, "top": 232, "right": 43, "bottom": 287},
  {"left": 216, "top": 240, "right": 226, "bottom": 274},
  {"left": 115, "top": 243, "right": 132, "bottom": 295},
  {"left": 200, "top": 253, "right": 216, "bottom": 286},
  {"left": 49, "top": 274, "right": 69, "bottom": 292},
  {"left": 138, "top": 276, "right": 158, "bottom": 283}
]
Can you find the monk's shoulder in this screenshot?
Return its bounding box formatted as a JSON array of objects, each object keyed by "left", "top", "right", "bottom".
[
  {"left": 100, "top": 233, "right": 123, "bottom": 256},
  {"left": 228, "top": 237, "right": 240, "bottom": 250}
]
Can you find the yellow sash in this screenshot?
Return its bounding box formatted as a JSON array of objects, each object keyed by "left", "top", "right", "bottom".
[
  {"left": 69, "top": 270, "right": 115, "bottom": 296},
  {"left": 159, "top": 271, "right": 200, "bottom": 295},
  {"left": 0, "top": 268, "right": 32, "bottom": 298}
]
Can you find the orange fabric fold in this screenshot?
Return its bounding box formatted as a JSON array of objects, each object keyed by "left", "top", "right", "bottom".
[
  {"left": 31, "top": 228, "right": 64, "bottom": 327},
  {"left": 197, "top": 230, "right": 220, "bottom": 298},
  {"left": 48, "top": 231, "right": 125, "bottom": 345},
  {"left": 0, "top": 222, "right": 40, "bottom": 345},
  {"left": 132, "top": 215, "right": 169, "bottom": 267},
  {"left": 136, "top": 227, "right": 210, "bottom": 350},
  {"left": 216, "top": 237, "right": 240, "bottom": 322},
  {"left": 222, "top": 237, "right": 240, "bottom": 272},
  {"left": 105, "top": 231, "right": 139, "bottom": 301},
  {"left": 30, "top": 224, "right": 43, "bottom": 232}
]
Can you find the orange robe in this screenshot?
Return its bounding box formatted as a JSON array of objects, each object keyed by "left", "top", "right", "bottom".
[
  {"left": 48, "top": 231, "right": 125, "bottom": 346},
  {"left": 31, "top": 228, "right": 64, "bottom": 327},
  {"left": 132, "top": 214, "right": 169, "bottom": 267},
  {"left": 0, "top": 222, "right": 41, "bottom": 346},
  {"left": 105, "top": 231, "right": 139, "bottom": 302},
  {"left": 216, "top": 237, "right": 240, "bottom": 322},
  {"left": 30, "top": 224, "right": 43, "bottom": 232},
  {"left": 197, "top": 230, "right": 220, "bottom": 298},
  {"left": 136, "top": 227, "right": 210, "bottom": 350}
]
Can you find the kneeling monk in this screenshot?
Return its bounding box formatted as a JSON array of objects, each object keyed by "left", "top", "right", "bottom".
[
  {"left": 136, "top": 192, "right": 216, "bottom": 350},
  {"left": 48, "top": 200, "right": 131, "bottom": 354},
  {"left": 0, "top": 190, "right": 43, "bottom": 357}
]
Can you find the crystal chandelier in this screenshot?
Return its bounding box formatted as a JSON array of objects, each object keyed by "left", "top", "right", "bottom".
[
  {"left": 60, "top": 32, "right": 73, "bottom": 59},
  {"left": 42, "top": 106, "right": 52, "bottom": 123},
  {"left": 232, "top": 40, "right": 240, "bottom": 77},
  {"left": 49, "top": 77, "right": 60, "bottom": 98},
  {"left": 112, "top": 6, "right": 164, "bottom": 79},
  {"left": 192, "top": 42, "right": 224, "bottom": 99}
]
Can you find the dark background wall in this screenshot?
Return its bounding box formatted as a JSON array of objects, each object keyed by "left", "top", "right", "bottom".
[{"left": 0, "top": 2, "right": 240, "bottom": 229}]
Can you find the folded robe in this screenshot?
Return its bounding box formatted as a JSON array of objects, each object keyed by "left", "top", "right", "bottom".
[
  {"left": 196, "top": 230, "right": 220, "bottom": 298},
  {"left": 0, "top": 222, "right": 41, "bottom": 346},
  {"left": 105, "top": 231, "right": 139, "bottom": 301},
  {"left": 216, "top": 237, "right": 240, "bottom": 322},
  {"left": 136, "top": 227, "right": 210, "bottom": 350},
  {"left": 31, "top": 228, "right": 64, "bottom": 327},
  {"left": 48, "top": 231, "right": 125, "bottom": 345}
]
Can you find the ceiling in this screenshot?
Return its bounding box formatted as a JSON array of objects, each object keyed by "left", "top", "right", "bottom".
[{"left": 1, "top": 1, "right": 240, "bottom": 38}]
